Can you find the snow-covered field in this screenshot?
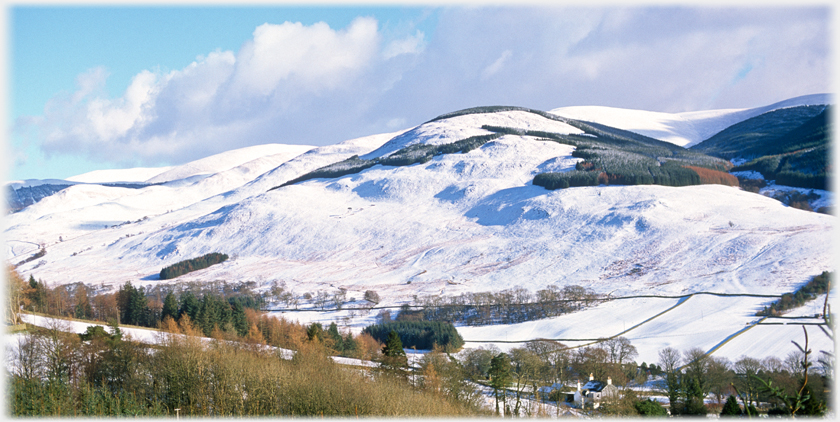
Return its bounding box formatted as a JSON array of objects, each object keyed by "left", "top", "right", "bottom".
[
  {"left": 5, "top": 100, "right": 834, "bottom": 367},
  {"left": 457, "top": 293, "right": 833, "bottom": 364}
]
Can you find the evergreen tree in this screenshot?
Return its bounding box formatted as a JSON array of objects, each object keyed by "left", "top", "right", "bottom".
[
  {"left": 720, "top": 395, "right": 742, "bottom": 416},
  {"left": 196, "top": 295, "right": 216, "bottom": 336},
  {"left": 798, "top": 382, "right": 826, "bottom": 416},
  {"left": 488, "top": 352, "right": 512, "bottom": 415},
  {"left": 327, "top": 322, "right": 344, "bottom": 353},
  {"left": 27, "top": 275, "right": 47, "bottom": 313},
  {"left": 306, "top": 323, "right": 324, "bottom": 342},
  {"left": 634, "top": 399, "right": 668, "bottom": 416},
  {"left": 161, "top": 292, "right": 179, "bottom": 322},
  {"left": 73, "top": 284, "right": 93, "bottom": 320},
  {"left": 116, "top": 281, "right": 150, "bottom": 326},
  {"left": 231, "top": 300, "right": 248, "bottom": 337},
  {"left": 381, "top": 330, "right": 408, "bottom": 374},
  {"left": 178, "top": 291, "right": 200, "bottom": 321},
  {"left": 341, "top": 332, "right": 358, "bottom": 357}
]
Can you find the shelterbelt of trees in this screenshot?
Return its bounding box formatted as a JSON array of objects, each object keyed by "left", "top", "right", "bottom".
[
  {"left": 756, "top": 271, "right": 832, "bottom": 316},
  {"left": 159, "top": 252, "right": 228, "bottom": 280}
]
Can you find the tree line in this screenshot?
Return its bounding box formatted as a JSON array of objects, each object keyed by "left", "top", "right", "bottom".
[
  {"left": 159, "top": 252, "right": 229, "bottom": 280},
  {"left": 696, "top": 105, "right": 830, "bottom": 192},
  {"left": 15, "top": 271, "right": 264, "bottom": 338},
  {"left": 756, "top": 271, "right": 831, "bottom": 316},
  {"left": 363, "top": 320, "right": 464, "bottom": 352},
  {"left": 392, "top": 285, "right": 600, "bottom": 326},
  {"left": 271, "top": 133, "right": 503, "bottom": 190},
  {"left": 9, "top": 317, "right": 485, "bottom": 417}
]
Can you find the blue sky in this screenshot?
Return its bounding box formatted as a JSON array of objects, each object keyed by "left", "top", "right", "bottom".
[{"left": 7, "top": 5, "right": 832, "bottom": 181}]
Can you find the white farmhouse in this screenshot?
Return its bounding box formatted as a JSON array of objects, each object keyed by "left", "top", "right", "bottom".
[{"left": 573, "top": 373, "right": 620, "bottom": 409}]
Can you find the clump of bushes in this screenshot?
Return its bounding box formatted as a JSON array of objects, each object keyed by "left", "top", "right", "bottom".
[
  {"left": 738, "top": 176, "right": 767, "bottom": 193},
  {"left": 160, "top": 253, "right": 229, "bottom": 280}
]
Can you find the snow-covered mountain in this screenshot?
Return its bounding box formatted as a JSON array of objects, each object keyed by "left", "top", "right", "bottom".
[{"left": 5, "top": 97, "right": 834, "bottom": 363}]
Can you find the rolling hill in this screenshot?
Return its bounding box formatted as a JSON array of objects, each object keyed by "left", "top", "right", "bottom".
[{"left": 5, "top": 96, "right": 834, "bottom": 364}]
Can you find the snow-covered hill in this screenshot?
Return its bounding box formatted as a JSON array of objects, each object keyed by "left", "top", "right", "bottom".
[
  {"left": 550, "top": 93, "right": 831, "bottom": 147},
  {"left": 5, "top": 98, "right": 834, "bottom": 364}
]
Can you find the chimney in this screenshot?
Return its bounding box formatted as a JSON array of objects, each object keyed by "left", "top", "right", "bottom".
[
  {"left": 577, "top": 380, "right": 581, "bottom": 391},
  {"left": 589, "top": 373, "right": 594, "bottom": 381},
  {"left": 607, "top": 377, "right": 612, "bottom": 385}
]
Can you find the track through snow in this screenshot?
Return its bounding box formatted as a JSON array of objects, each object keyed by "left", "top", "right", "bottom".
[{"left": 5, "top": 105, "right": 834, "bottom": 365}]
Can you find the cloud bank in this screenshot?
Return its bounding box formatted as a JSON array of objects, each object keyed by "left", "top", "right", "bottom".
[{"left": 18, "top": 7, "right": 830, "bottom": 169}]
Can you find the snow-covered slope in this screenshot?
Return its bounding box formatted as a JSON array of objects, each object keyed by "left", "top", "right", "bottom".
[
  {"left": 550, "top": 93, "right": 831, "bottom": 147},
  {"left": 144, "top": 144, "right": 315, "bottom": 184},
  {"left": 65, "top": 167, "right": 174, "bottom": 184},
  {"left": 5, "top": 100, "right": 834, "bottom": 364},
  {"left": 363, "top": 110, "right": 582, "bottom": 159}
]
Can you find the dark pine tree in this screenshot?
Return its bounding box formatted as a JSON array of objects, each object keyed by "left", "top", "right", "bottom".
[
  {"left": 720, "top": 395, "right": 742, "bottom": 416},
  {"left": 306, "top": 323, "right": 324, "bottom": 342},
  {"left": 116, "top": 281, "right": 150, "bottom": 326},
  {"left": 327, "top": 322, "right": 344, "bottom": 353},
  {"left": 161, "top": 292, "right": 179, "bottom": 322},
  {"left": 178, "top": 291, "right": 200, "bottom": 322},
  {"left": 381, "top": 330, "right": 408, "bottom": 374},
  {"left": 27, "top": 275, "right": 47, "bottom": 313},
  {"left": 489, "top": 352, "right": 512, "bottom": 415},
  {"left": 230, "top": 300, "right": 248, "bottom": 337}
]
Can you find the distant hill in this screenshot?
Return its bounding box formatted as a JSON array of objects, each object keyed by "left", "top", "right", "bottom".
[
  {"left": 691, "top": 105, "right": 831, "bottom": 190},
  {"left": 550, "top": 93, "right": 831, "bottom": 147},
  {"left": 690, "top": 105, "right": 827, "bottom": 159}
]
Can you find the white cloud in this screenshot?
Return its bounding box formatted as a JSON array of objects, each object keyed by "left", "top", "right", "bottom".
[
  {"left": 71, "top": 66, "right": 109, "bottom": 103},
  {"left": 18, "top": 7, "right": 830, "bottom": 172},
  {"left": 24, "top": 18, "right": 385, "bottom": 166},
  {"left": 480, "top": 50, "right": 512, "bottom": 81},
  {"left": 86, "top": 70, "right": 157, "bottom": 142},
  {"left": 229, "top": 17, "right": 379, "bottom": 97},
  {"left": 383, "top": 30, "right": 425, "bottom": 59}
]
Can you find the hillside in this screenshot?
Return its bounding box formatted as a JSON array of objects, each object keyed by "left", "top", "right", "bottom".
[
  {"left": 550, "top": 93, "right": 830, "bottom": 148},
  {"left": 5, "top": 98, "right": 834, "bottom": 365},
  {"left": 689, "top": 105, "right": 828, "bottom": 159},
  {"left": 691, "top": 105, "right": 831, "bottom": 192}
]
